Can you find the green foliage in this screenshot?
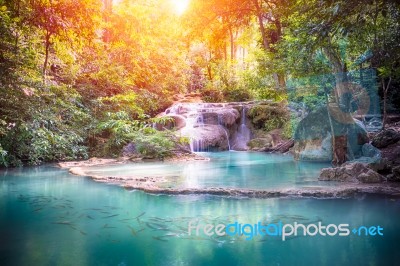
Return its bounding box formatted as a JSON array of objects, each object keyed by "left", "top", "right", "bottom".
[
  {"left": 132, "top": 129, "right": 174, "bottom": 160},
  {"left": 201, "top": 63, "right": 253, "bottom": 102},
  {"left": 201, "top": 84, "right": 224, "bottom": 102},
  {"left": 0, "top": 85, "right": 90, "bottom": 166},
  {"left": 222, "top": 84, "right": 253, "bottom": 102},
  {"left": 0, "top": 144, "right": 7, "bottom": 167},
  {"left": 99, "top": 92, "right": 146, "bottom": 120},
  {"left": 282, "top": 116, "right": 301, "bottom": 139},
  {"left": 248, "top": 103, "right": 290, "bottom": 132},
  {"left": 95, "top": 111, "right": 143, "bottom": 156},
  {"left": 1, "top": 0, "right": 400, "bottom": 167},
  {"left": 255, "top": 87, "right": 287, "bottom": 102},
  {"left": 95, "top": 111, "right": 176, "bottom": 157}
]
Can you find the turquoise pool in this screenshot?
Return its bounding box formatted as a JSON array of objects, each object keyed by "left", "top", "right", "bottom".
[
  {"left": 80, "top": 152, "right": 334, "bottom": 189},
  {"left": 1, "top": 162, "right": 400, "bottom": 265}
]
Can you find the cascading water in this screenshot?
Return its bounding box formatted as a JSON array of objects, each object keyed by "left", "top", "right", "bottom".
[
  {"left": 218, "top": 113, "right": 231, "bottom": 151},
  {"left": 161, "top": 102, "right": 251, "bottom": 152},
  {"left": 232, "top": 106, "right": 251, "bottom": 150},
  {"left": 178, "top": 105, "right": 207, "bottom": 152},
  {"left": 191, "top": 112, "right": 206, "bottom": 152}
]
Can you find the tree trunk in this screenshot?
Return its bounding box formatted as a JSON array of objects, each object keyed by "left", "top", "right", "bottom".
[
  {"left": 322, "top": 46, "right": 349, "bottom": 165},
  {"left": 333, "top": 135, "right": 347, "bottom": 165},
  {"left": 322, "top": 46, "right": 346, "bottom": 104},
  {"left": 382, "top": 77, "right": 392, "bottom": 129},
  {"left": 14, "top": 0, "right": 20, "bottom": 53},
  {"left": 253, "top": 0, "right": 286, "bottom": 90},
  {"left": 277, "top": 73, "right": 286, "bottom": 89},
  {"left": 253, "top": 0, "right": 269, "bottom": 51},
  {"left": 102, "top": 0, "right": 113, "bottom": 42},
  {"left": 43, "top": 32, "right": 51, "bottom": 79},
  {"left": 229, "top": 27, "right": 234, "bottom": 60}
]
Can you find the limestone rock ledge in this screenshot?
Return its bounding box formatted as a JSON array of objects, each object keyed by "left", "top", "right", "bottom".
[{"left": 319, "top": 162, "right": 384, "bottom": 183}]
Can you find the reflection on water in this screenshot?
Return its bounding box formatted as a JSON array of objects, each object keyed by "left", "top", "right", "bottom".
[
  {"left": 82, "top": 152, "right": 334, "bottom": 189},
  {"left": 0, "top": 166, "right": 400, "bottom": 265}
]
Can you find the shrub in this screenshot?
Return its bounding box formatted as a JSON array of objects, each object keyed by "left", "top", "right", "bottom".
[
  {"left": 201, "top": 84, "right": 224, "bottom": 102},
  {"left": 132, "top": 128, "right": 174, "bottom": 159}
]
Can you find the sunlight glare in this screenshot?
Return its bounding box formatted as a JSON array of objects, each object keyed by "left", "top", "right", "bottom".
[{"left": 171, "top": 0, "right": 189, "bottom": 15}]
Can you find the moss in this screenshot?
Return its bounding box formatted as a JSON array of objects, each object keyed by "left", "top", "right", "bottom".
[
  {"left": 248, "top": 103, "right": 290, "bottom": 131},
  {"left": 282, "top": 116, "right": 301, "bottom": 139}
]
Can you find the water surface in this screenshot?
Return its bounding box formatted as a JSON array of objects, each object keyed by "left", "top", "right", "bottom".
[
  {"left": 82, "top": 152, "right": 334, "bottom": 189},
  {"left": 1, "top": 166, "right": 400, "bottom": 265}
]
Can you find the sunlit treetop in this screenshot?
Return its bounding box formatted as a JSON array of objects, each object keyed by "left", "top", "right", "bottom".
[
  {"left": 170, "top": 0, "right": 189, "bottom": 15},
  {"left": 112, "top": 0, "right": 189, "bottom": 15}
]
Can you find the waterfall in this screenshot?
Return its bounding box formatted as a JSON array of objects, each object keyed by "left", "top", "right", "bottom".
[
  {"left": 183, "top": 108, "right": 206, "bottom": 152},
  {"left": 191, "top": 138, "right": 206, "bottom": 152},
  {"left": 190, "top": 112, "right": 205, "bottom": 152},
  {"left": 161, "top": 102, "right": 251, "bottom": 152},
  {"left": 232, "top": 106, "right": 250, "bottom": 150},
  {"left": 218, "top": 113, "right": 231, "bottom": 151}
]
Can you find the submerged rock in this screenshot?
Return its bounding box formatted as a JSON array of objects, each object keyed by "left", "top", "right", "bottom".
[{"left": 319, "top": 163, "right": 383, "bottom": 183}]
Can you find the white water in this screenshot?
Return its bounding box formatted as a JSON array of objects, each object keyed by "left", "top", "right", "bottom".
[
  {"left": 232, "top": 106, "right": 251, "bottom": 150},
  {"left": 218, "top": 113, "right": 231, "bottom": 151},
  {"left": 164, "top": 102, "right": 251, "bottom": 152}
]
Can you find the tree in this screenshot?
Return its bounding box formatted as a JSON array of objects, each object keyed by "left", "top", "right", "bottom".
[
  {"left": 280, "top": 0, "right": 400, "bottom": 164},
  {"left": 29, "top": 0, "right": 99, "bottom": 78}
]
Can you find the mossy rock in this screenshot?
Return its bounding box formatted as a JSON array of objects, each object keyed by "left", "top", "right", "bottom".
[{"left": 248, "top": 137, "right": 274, "bottom": 150}]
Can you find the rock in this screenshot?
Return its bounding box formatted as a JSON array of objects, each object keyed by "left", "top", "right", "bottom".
[
  {"left": 122, "top": 143, "right": 137, "bottom": 157},
  {"left": 319, "top": 162, "right": 383, "bottom": 183},
  {"left": 362, "top": 143, "right": 381, "bottom": 158},
  {"left": 293, "top": 106, "right": 369, "bottom": 162},
  {"left": 371, "top": 128, "right": 400, "bottom": 148},
  {"left": 268, "top": 139, "right": 294, "bottom": 153},
  {"left": 157, "top": 101, "right": 293, "bottom": 152},
  {"left": 248, "top": 136, "right": 274, "bottom": 150},
  {"left": 182, "top": 125, "right": 231, "bottom": 151},
  {"left": 294, "top": 132, "right": 332, "bottom": 161},
  {"left": 392, "top": 166, "right": 400, "bottom": 181}
]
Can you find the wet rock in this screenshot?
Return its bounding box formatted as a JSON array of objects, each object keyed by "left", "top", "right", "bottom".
[
  {"left": 182, "top": 125, "right": 231, "bottom": 151},
  {"left": 371, "top": 128, "right": 400, "bottom": 148},
  {"left": 319, "top": 162, "right": 383, "bottom": 183}
]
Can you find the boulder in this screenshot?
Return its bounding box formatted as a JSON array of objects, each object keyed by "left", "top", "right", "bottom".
[
  {"left": 122, "top": 143, "right": 137, "bottom": 157},
  {"left": 371, "top": 128, "right": 400, "bottom": 148},
  {"left": 319, "top": 162, "right": 383, "bottom": 183},
  {"left": 362, "top": 143, "right": 381, "bottom": 158},
  {"left": 293, "top": 106, "right": 369, "bottom": 162},
  {"left": 391, "top": 165, "right": 400, "bottom": 182},
  {"left": 294, "top": 132, "right": 332, "bottom": 161},
  {"left": 181, "top": 125, "right": 231, "bottom": 151}
]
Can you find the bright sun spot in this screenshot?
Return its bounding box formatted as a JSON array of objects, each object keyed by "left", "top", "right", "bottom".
[{"left": 171, "top": 0, "right": 189, "bottom": 15}]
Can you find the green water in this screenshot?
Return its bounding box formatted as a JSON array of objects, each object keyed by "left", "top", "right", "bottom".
[
  {"left": 1, "top": 157, "right": 400, "bottom": 265},
  {"left": 82, "top": 152, "right": 334, "bottom": 189}
]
